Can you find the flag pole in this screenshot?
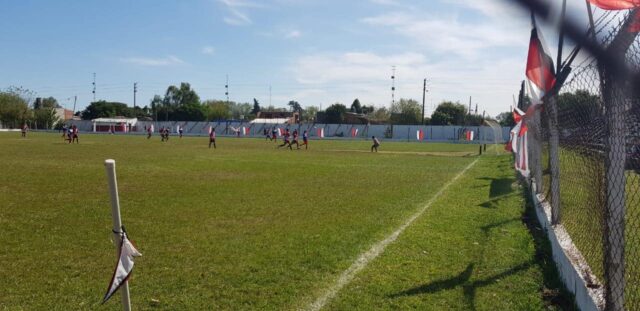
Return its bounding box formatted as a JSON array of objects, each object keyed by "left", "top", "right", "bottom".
[{"left": 104, "top": 159, "right": 132, "bottom": 311}]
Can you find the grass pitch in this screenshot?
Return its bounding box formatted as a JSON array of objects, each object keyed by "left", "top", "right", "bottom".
[{"left": 0, "top": 132, "right": 567, "bottom": 310}]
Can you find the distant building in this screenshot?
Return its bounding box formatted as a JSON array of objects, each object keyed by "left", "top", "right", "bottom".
[
  {"left": 54, "top": 108, "right": 74, "bottom": 121},
  {"left": 253, "top": 111, "right": 300, "bottom": 124}
]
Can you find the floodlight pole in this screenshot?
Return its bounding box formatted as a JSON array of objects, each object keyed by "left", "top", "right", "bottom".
[
  {"left": 422, "top": 78, "right": 426, "bottom": 125},
  {"left": 104, "top": 159, "right": 132, "bottom": 311}
]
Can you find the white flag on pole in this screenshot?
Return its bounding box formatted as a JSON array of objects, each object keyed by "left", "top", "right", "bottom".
[{"left": 102, "top": 230, "right": 142, "bottom": 304}]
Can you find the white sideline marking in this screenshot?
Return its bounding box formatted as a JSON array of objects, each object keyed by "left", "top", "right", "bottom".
[{"left": 304, "top": 158, "right": 480, "bottom": 311}]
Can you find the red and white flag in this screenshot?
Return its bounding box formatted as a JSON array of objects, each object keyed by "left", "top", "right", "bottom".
[
  {"left": 526, "top": 20, "right": 556, "bottom": 107},
  {"left": 102, "top": 231, "right": 142, "bottom": 304},
  {"left": 509, "top": 107, "right": 529, "bottom": 176},
  {"left": 208, "top": 126, "right": 213, "bottom": 134},
  {"left": 277, "top": 128, "right": 283, "bottom": 137},
  {"left": 465, "top": 130, "right": 474, "bottom": 141},
  {"left": 416, "top": 129, "right": 424, "bottom": 141},
  {"left": 243, "top": 127, "right": 250, "bottom": 136},
  {"left": 317, "top": 128, "right": 324, "bottom": 138},
  {"left": 351, "top": 128, "right": 359, "bottom": 137},
  {"left": 588, "top": 0, "right": 640, "bottom": 32},
  {"left": 588, "top": 0, "right": 640, "bottom": 10}
]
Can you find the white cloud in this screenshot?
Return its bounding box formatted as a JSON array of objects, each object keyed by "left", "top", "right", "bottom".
[
  {"left": 201, "top": 46, "right": 216, "bottom": 55},
  {"left": 361, "top": 10, "right": 528, "bottom": 60},
  {"left": 287, "top": 51, "right": 524, "bottom": 117},
  {"left": 217, "top": 0, "right": 263, "bottom": 26},
  {"left": 285, "top": 30, "right": 301, "bottom": 39},
  {"left": 120, "top": 55, "right": 185, "bottom": 66}
]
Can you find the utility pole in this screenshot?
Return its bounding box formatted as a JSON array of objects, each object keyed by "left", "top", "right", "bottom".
[
  {"left": 468, "top": 96, "right": 472, "bottom": 115},
  {"left": 225, "top": 74, "right": 229, "bottom": 105},
  {"left": 391, "top": 66, "right": 396, "bottom": 106},
  {"left": 422, "top": 78, "right": 427, "bottom": 125},
  {"left": 475, "top": 103, "right": 478, "bottom": 115},
  {"left": 73, "top": 96, "right": 77, "bottom": 115},
  {"left": 133, "top": 82, "right": 137, "bottom": 109},
  {"left": 92, "top": 73, "right": 96, "bottom": 102}
]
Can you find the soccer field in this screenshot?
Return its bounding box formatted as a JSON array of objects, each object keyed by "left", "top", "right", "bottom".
[{"left": 0, "top": 132, "right": 565, "bottom": 310}]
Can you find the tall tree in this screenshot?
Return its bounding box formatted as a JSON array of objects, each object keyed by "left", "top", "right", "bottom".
[
  {"left": 251, "top": 98, "right": 261, "bottom": 115},
  {"left": 324, "top": 103, "right": 347, "bottom": 123},
  {"left": 203, "top": 100, "right": 231, "bottom": 120},
  {"left": 302, "top": 106, "right": 319, "bottom": 122},
  {"left": 430, "top": 101, "right": 467, "bottom": 125},
  {"left": 390, "top": 98, "right": 421, "bottom": 125},
  {"left": 288, "top": 100, "right": 302, "bottom": 113},
  {"left": 350, "top": 98, "right": 362, "bottom": 114},
  {"left": 0, "top": 91, "right": 30, "bottom": 128}
]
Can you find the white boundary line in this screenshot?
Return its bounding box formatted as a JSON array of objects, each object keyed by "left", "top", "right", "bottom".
[{"left": 304, "top": 158, "right": 480, "bottom": 311}]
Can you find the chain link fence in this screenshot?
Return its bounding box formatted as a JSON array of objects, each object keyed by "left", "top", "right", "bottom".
[{"left": 520, "top": 6, "right": 639, "bottom": 310}]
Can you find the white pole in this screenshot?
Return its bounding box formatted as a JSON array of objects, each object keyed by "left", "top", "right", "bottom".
[{"left": 104, "top": 159, "right": 132, "bottom": 311}]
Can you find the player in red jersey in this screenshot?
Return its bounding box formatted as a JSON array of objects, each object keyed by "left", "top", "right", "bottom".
[{"left": 209, "top": 128, "right": 217, "bottom": 149}]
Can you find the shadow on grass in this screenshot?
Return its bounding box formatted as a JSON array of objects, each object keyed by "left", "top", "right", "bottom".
[
  {"left": 389, "top": 176, "right": 577, "bottom": 310},
  {"left": 389, "top": 261, "right": 534, "bottom": 310}
]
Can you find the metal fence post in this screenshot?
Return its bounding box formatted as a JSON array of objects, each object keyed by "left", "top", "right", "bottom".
[
  {"left": 602, "top": 70, "right": 627, "bottom": 311},
  {"left": 546, "top": 96, "right": 561, "bottom": 225}
]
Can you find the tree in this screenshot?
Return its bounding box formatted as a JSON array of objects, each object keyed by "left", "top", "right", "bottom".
[
  {"left": 33, "top": 107, "right": 59, "bottom": 129},
  {"left": 288, "top": 100, "right": 302, "bottom": 113},
  {"left": 556, "top": 90, "right": 601, "bottom": 128},
  {"left": 251, "top": 98, "right": 261, "bottom": 115},
  {"left": 350, "top": 98, "right": 362, "bottom": 114},
  {"left": 371, "top": 106, "right": 390, "bottom": 123},
  {"left": 430, "top": 101, "right": 467, "bottom": 125},
  {"left": 163, "top": 82, "right": 200, "bottom": 107},
  {"left": 0, "top": 91, "right": 30, "bottom": 128},
  {"left": 390, "top": 98, "right": 421, "bottom": 125},
  {"left": 362, "top": 105, "right": 375, "bottom": 115},
  {"left": 302, "top": 106, "right": 319, "bottom": 122},
  {"left": 496, "top": 111, "right": 515, "bottom": 127},
  {"left": 324, "top": 103, "right": 347, "bottom": 123},
  {"left": 203, "top": 100, "right": 231, "bottom": 120},
  {"left": 80, "top": 101, "right": 133, "bottom": 120}
]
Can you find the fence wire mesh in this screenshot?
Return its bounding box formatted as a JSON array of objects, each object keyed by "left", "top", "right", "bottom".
[{"left": 521, "top": 7, "right": 639, "bottom": 310}]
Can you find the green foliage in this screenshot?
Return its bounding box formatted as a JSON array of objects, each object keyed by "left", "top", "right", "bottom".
[
  {"left": 302, "top": 106, "right": 319, "bottom": 122},
  {"left": 361, "top": 105, "right": 375, "bottom": 115},
  {"left": 324, "top": 103, "right": 347, "bottom": 123},
  {"left": 350, "top": 98, "right": 362, "bottom": 114},
  {"left": 556, "top": 90, "right": 601, "bottom": 127},
  {"left": 288, "top": 100, "right": 302, "bottom": 113},
  {"left": 33, "top": 107, "right": 59, "bottom": 129},
  {"left": 252, "top": 98, "right": 261, "bottom": 115},
  {"left": 204, "top": 100, "right": 231, "bottom": 120},
  {"left": 430, "top": 101, "right": 467, "bottom": 125},
  {"left": 80, "top": 101, "right": 133, "bottom": 120},
  {"left": 371, "top": 106, "right": 390, "bottom": 123},
  {"left": 496, "top": 111, "right": 515, "bottom": 127},
  {"left": 390, "top": 98, "right": 421, "bottom": 125},
  {"left": 150, "top": 83, "right": 207, "bottom": 121},
  {"left": 0, "top": 91, "right": 30, "bottom": 128}
]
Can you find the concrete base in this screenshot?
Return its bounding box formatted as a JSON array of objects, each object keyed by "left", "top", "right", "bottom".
[{"left": 528, "top": 181, "right": 605, "bottom": 311}]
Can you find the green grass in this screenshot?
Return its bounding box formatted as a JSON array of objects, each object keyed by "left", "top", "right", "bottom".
[{"left": 0, "top": 132, "right": 565, "bottom": 310}]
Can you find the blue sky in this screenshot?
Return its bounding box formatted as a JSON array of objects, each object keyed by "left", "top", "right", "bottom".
[{"left": 0, "top": 0, "right": 593, "bottom": 117}]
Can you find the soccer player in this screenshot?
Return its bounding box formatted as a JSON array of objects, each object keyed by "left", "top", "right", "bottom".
[
  {"left": 71, "top": 125, "right": 79, "bottom": 144},
  {"left": 209, "top": 128, "right": 217, "bottom": 149},
  {"left": 371, "top": 136, "right": 380, "bottom": 152},
  {"left": 21, "top": 123, "right": 28, "bottom": 138},
  {"left": 264, "top": 127, "right": 270, "bottom": 140},
  {"left": 61, "top": 124, "right": 68, "bottom": 139},
  {"left": 271, "top": 128, "right": 277, "bottom": 142},
  {"left": 291, "top": 129, "right": 300, "bottom": 150},
  {"left": 163, "top": 127, "right": 170, "bottom": 141},
  {"left": 278, "top": 130, "right": 291, "bottom": 149},
  {"left": 179, "top": 126, "right": 184, "bottom": 138},
  {"left": 299, "top": 130, "right": 309, "bottom": 150},
  {"left": 147, "top": 126, "right": 152, "bottom": 139}
]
